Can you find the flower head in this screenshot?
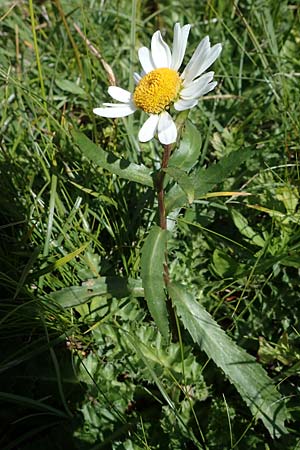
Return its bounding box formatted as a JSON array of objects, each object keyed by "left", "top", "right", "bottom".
[{"left": 94, "top": 23, "right": 222, "bottom": 145}]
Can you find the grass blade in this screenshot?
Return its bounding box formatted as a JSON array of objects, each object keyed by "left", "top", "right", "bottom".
[{"left": 0, "top": 392, "right": 68, "bottom": 418}]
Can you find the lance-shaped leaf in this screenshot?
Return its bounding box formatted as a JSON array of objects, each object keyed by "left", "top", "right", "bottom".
[
  {"left": 168, "top": 282, "right": 288, "bottom": 438},
  {"left": 72, "top": 130, "right": 153, "bottom": 187},
  {"left": 164, "top": 167, "right": 195, "bottom": 204},
  {"left": 169, "top": 120, "right": 202, "bottom": 171},
  {"left": 194, "top": 148, "right": 251, "bottom": 195},
  {"left": 166, "top": 148, "right": 251, "bottom": 213},
  {"left": 50, "top": 277, "right": 144, "bottom": 308},
  {"left": 141, "top": 226, "right": 169, "bottom": 339}
]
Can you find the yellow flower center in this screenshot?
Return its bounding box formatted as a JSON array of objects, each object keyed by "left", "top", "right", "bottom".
[{"left": 133, "top": 68, "right": 181, "bottom": 114}]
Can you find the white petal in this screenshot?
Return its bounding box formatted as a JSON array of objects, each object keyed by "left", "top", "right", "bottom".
[
  {"left": 103, "top": 102, "right": 134, "bottom": 107},
  {"left": 171, "top": 23, "right": 191, "bottom": 71},
  {"left": 181, "top": 71, "right": 214, "bottom": 98},
  {"left": 193, "top": 44, "right": 222, "bottom": 79},
  {"left": 174, "top": 98, "right": 198, "bottom": 111},
  {"left": 133, "top": 72, "right": 142, "bottom": 84},
  {"left": 184, "top": 41, "right": 222, "bottom": 82},
  {"left": 182, "top": 36, "right": 210, "bottom": 81},
  {"left": 151, "top": 30, "right": 172, "bottom": 68},
  {"left": 93, "top": 104, "right": 136, "bottom": 118},
  {"left": 196, "top": 81, "right": 218, "bottom": 97},
  {"left": 108, "top": 86, "right": 132, "bottom": 103},
  {"left": 181, "top": 82, "right": 217, "bottom": 100},
  {"left": 157, "top": 111, "right": 177, "bottom": 144},
  {"left": 138, "top": 47, "right": 155, "bottom": 73},
  {"left": 138, "top": 114, "right": 159, "bottom": 142}
]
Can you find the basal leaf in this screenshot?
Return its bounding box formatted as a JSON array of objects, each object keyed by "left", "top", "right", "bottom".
[
  {"left": 168, "top": 282, "right": 288, "bottom": 438},
  {"left": 72, "top": 130, "right": 153, "bottom": 187},
  {"left": 50, "top": 277, "right": 144, "bottom": 308},
  {"left": 125, "top": 332, "right": 202, "bottom": 448},
  {"left": 141, "top": 226, "right": 169, "bottom": 339},
  {"left": 169, "top": 120, "right": 202, "bottom": 171}
]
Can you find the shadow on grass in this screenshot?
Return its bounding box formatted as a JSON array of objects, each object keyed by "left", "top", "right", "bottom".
[{"left": 0, "top": 159, "right": 91, "bottom": 450}]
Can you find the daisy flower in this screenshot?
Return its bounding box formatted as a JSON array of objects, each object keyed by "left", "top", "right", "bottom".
[{"left": 93, "top": 23, "right": 222, "bottom": 145}]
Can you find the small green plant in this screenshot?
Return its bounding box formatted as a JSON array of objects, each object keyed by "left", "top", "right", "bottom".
[{"left": 70, "top": 21, "right": 287, "bottom": 440}]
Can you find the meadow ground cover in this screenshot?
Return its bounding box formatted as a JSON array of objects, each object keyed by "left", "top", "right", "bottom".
[{"left": 0, "top": 0, "right": 300, "bottom": 449}]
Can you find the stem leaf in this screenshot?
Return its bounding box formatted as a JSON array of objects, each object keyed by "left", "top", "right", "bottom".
[
  {"left": 164, "top": 167, "right": 194, "bottom": 203},
  {"left": 166, "top": 147, "right": 251, "bottom": 212},
  {"left": 168, "top": 282, "right": 289, "bottom": 438},
  {"left": 169, "top": 120, "right": 202, "bottom": 171},
  {"left": 141, "top": 226, "right": 169, "bottom": 339},
  {"left": 72, "top": 130, "right": 153, "bottom": 187},
  {"left": 194, "top": 148, "right": 252, "bottom": 195}
]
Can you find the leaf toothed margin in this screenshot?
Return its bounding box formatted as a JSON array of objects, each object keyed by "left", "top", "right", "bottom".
[{"left": 168, "top": 282, "right": 288, "bottom": 438}]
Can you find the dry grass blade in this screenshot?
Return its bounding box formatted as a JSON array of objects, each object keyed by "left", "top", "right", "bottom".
[{"left": 73, "top": 22, "right": 116, "bottom": 86}]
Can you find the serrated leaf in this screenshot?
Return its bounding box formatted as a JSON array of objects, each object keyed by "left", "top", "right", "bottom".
[
  {"left": 50, "top": 277, "right": 144, "bottom": 307},
  {"left": 72, "top": 130, "right": 153, "bottom": 187},
  {"left": 126, "top": 331, "right": 203, "bottom": 448},
  {"left": 165, "top": 167, "right": 194, "bottom": 203},
  {"left": 169, "top": 120, "right": 201, "bottom": 171},
  {"left": 126, "top": 333, "right": 175, "bottom": 410},
  {"left": 166, "top": 148, "right": 251, "bottom": 212},
  {"left": 55, "top": 79, "right": 86, "bottom": 95},
  {"left": 194, "top": 148, "right": 251, "bottom": 196},
  {"left": 168, "top": 282, "right": 288, "bottom": 438},
  {"left": 141, "top": 226, "right": 169, "bottom": 339}
]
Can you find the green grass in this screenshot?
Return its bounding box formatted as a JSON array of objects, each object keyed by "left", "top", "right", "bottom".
[{"left": 1, "top": 0, "right": 300, "bottom": 449}]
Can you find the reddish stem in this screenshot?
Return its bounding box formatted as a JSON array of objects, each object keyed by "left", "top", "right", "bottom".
[
  {"left": 156, "top": 143, "right": 171, "bottom": 231},
  {"left": 156, "top": 143, "right": 177, "bottom": 340}
]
